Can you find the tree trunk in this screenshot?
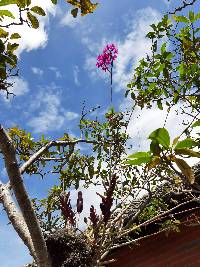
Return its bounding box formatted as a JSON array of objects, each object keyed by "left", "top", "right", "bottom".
[
  {"left": 0, "top": 125, "right": 52, "bottom": 267},
  {"left": 0, "top": 181, "right": 36, "bottom": 260}
]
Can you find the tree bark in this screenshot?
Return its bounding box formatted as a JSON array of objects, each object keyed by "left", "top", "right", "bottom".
[
  {"left": 0, "top": 181, "right": 36, "bottom": 260},
  {"left": 0, "top": 125, "right": 52, "bottom": 267}
]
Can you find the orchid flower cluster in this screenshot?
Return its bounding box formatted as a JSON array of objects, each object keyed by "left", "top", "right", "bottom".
[
  {"left": 96, "top": 43, "right": 118, "bottom": 72},
  {"left": 96, "top": 43, "right": 118, "bottom": 102}
]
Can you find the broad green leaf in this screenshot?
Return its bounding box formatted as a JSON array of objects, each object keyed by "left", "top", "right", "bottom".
[
  {"left": 148, "top": 128, "right": 170, "bottom": 149},
  {"left": 125, "top": 152, "right": 151, "bottom": 165},
  {"left": 175, "top": 138, "right": 197, "bottom": 149},
  {"left": 128, "top": 151, "right": 151, "bottom": 159},
  {"left": 30, "top": 6, "right": 46, "bottom": 16},
  {"left": 192, "top": 119, "right": 200, "bottom": 128},
  {"left": 0, "top": 9, "right": 15, "bottom": 19},
  {"left": 174, "top": 157, "right": 195, "bottom": 184},
  {"left": 27, "top": 12, "right": 39, "bottom": 29},
  {"left": 175, "top": 148, "right": 200, "bottom": 158},
  {"left": 10, "top": 32, "right": 21, "bottom": 39},
  {"left": 0, "top": 27, "right": 8, "bottom": 38},
  {"left": 125, "top": 158, "right": 151, "bottom": 166}
]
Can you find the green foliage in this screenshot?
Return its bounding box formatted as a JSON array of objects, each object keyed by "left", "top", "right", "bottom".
[
  {"left": 67, "top": 0, "right": 98, "bottom": 17},
  {"left": 126, "top": 12, "right": 200, "bottom": 111},
  {"left": 139, "top": 198, "right": 169, "bottom": 222},
  {"left": 125, "top": 124, "right": 200, "bottom": 185}
]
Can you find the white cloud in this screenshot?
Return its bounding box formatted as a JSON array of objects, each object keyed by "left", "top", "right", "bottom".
[
  {"left": 59, "top": 11, "right": 81, "bottom": 28},
  {"left": 9, "top": 77, "right": 29, "bottom": 96},
  {"left": 32, "top": 67, "right": 44, "bottom": 76},
  {"left": 113, "top": 7, "right": 161, "bottom": 90},
  {"left": 84, "top": 7, "right": 161, "bottom": 90},
  {"left": 49, "top": 67, "right": 62, "bottom": 79},
  {"left": 73, "top": 65, "right": 80, "bottom": 86},
  {"left": 65, "top": 111, "right": 79, "bottom": 121},
  {"left": 1, "top": 77, "right": 29, "bottom": 101},
  {"left": 125, "top": 105, "right": 186, "bottom": 152},
  {"left": 27, "top": 86, "right": 78, "bottom": 133}
]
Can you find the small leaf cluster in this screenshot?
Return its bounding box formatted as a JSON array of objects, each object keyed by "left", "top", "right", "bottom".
[{"left": 67, "top": 0, "right": 98, "bottom": 18}]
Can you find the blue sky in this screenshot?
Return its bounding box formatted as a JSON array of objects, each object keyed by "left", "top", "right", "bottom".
[{"left": 0, "top": 0, "right": 199, "bottom": 266}]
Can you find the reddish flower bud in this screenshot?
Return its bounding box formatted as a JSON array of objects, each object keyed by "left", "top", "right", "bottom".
[
  {"left": 77, "top": 191, "right": 83, "bottom": 213},
  {"left": 97, "top": 174, "right": 117, "bottom": 224},
  {"left": 60, "top": 192, "right": 75, "bottom": 226}
]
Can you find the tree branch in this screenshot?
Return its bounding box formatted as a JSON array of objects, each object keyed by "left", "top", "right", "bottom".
[
  {"left": 169, "top": 0, "right": 197, "bottom": 14},
  {"left": 0, "top": 125, "right": 52, "bottom": 267},
  {"left": 20, "top": 139, "right": 110, "bottom": 174},
  {"left": 0, "top": 181, "right": 36, "bottom": 260}
]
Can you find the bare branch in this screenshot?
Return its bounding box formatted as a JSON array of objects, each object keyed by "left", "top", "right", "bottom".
[{"left": 169, "top": 0, "right": 197, "bottom": 15}]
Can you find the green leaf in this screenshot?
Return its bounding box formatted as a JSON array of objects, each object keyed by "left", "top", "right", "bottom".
[
  {"left": 10, "top": 32, "right": 21, "bottom": 39},
  {"left": 125, "top": 152, "right": 151, "bottom": 165},
  {"left": 175, "top": 138, "right": 197, "bottom": 149},
  {"left": 194, "top": 13, "right": 200, "bottom": 21},
  {"left": 3, "top": 54, "right": 16, "bottom": 67},
  {"left": 189, "top": 11, "right": 195, "bottom": 22},
  {"left": 157, "top": 99, "right": 163, "bottom": 110},
  {"left": 161, "top": 42, "right": 166, "bottom": 54},
  {"left": 7, "top": 42, "right": 19, "bottom": 53},
  {"left": 150, "top": 140, "right": 161, "bottom": 156},
  {"left": 172, "top": 15, "right": 189, "bottom": 23},
  {"left": 27, "top": 12, "right": 39, "bottom": 29},
  {"left": 71, "top": 8, "right": 78, "bottom": 18},
  {"left": 192, "top": 119, "right": 200, "bottom": 128},
  {"left": 148, "top": 128, "right": 170, "bottom": 149},
  {"left": 51, "top": 0, "right": 57, "bottom": 4},
  {"left": 25, "top": 0, "right": 31, "bottom": 6},
  {"left": 30, "top": 6, "right": 46, "bottom": 16},
  {"left": 0, "top": 0, "right": 18, "bottom": 7},
  {"left": 0, "top": 9, "right": 15, "bottom": 19},
  {"left": 0, "top": 39, "right": 5, "bottom": 53},
  {"left": 172, "top": 136, "right": 180, "bottom": 147},
  {"left": 0, "top": 27, "right": 8, "bottom": 38},
  {"left": 174, "top": 157, "right": 195, "bottom": 184}
]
